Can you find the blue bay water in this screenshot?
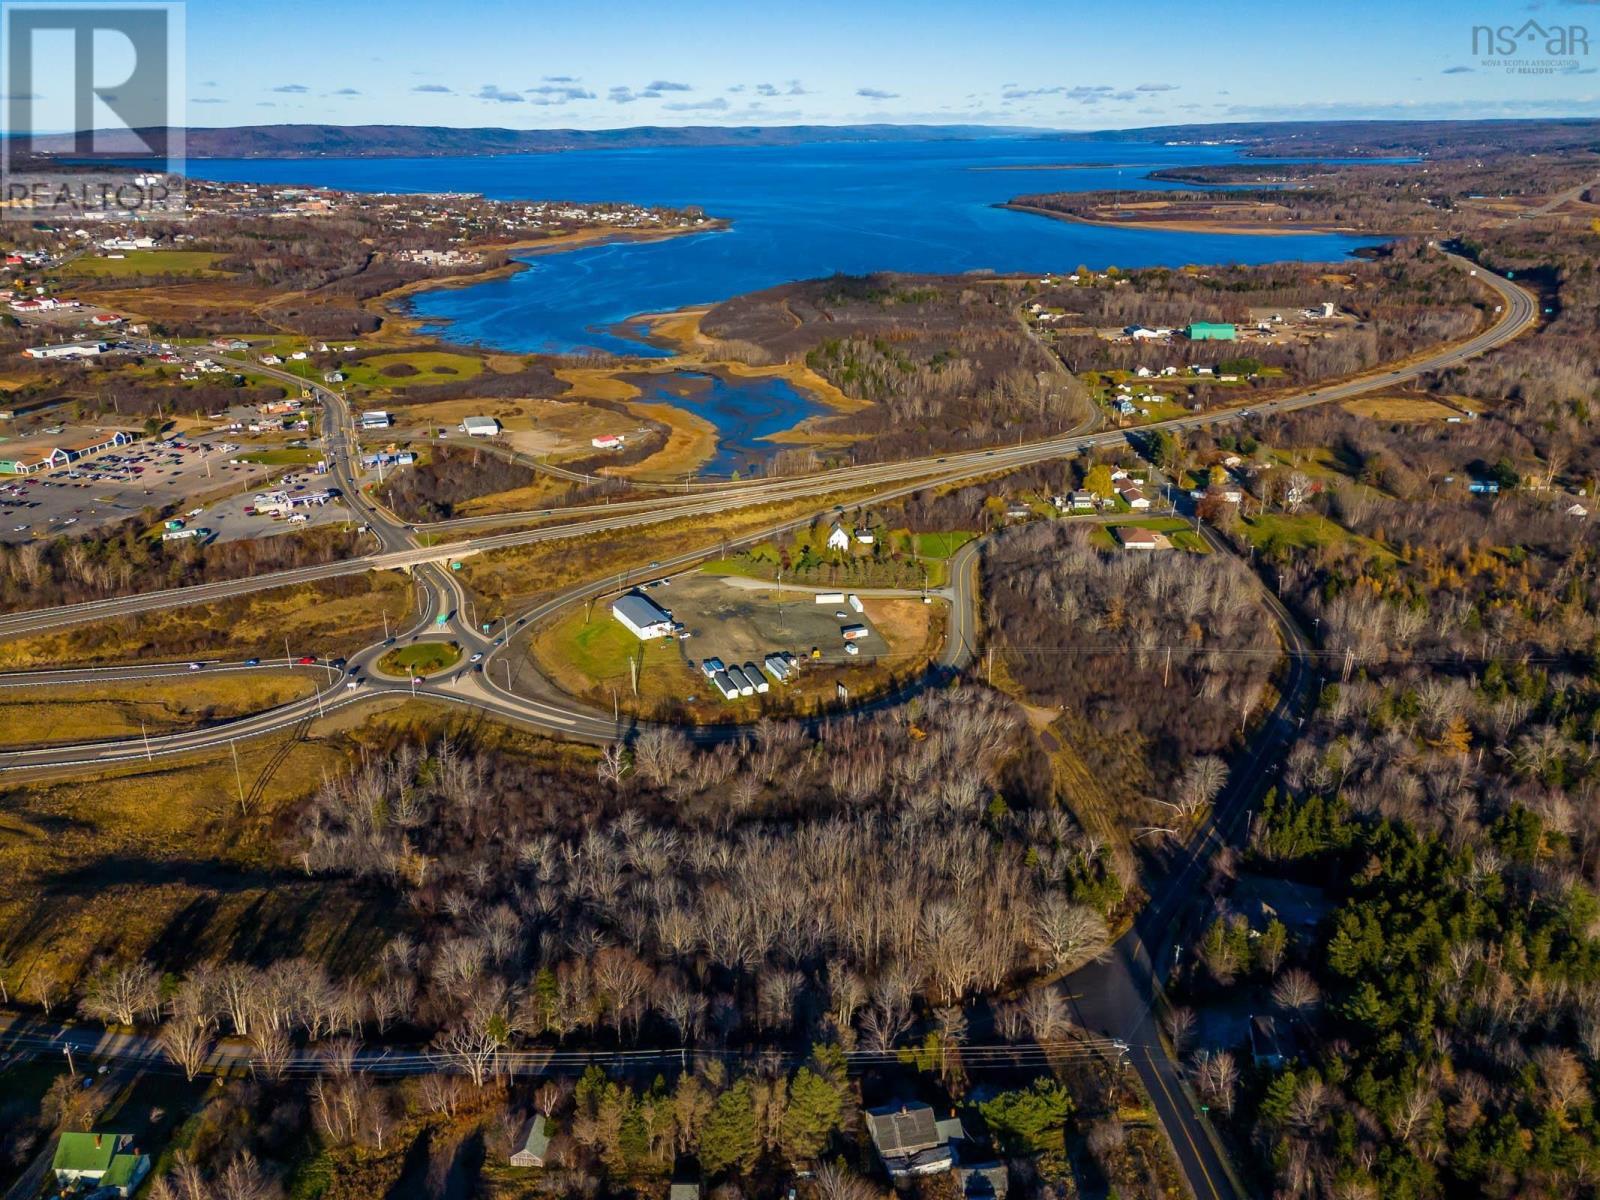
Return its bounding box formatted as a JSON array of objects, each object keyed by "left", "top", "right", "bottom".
[
  {"left": 188, "top": 139, "right": 1379, "bottom": 356},
  {"left": 188, "top": 139, "right": 1380, "bottom": 473}
]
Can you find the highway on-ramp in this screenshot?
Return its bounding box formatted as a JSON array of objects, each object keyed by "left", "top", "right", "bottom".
[{"left": 0, "top": 253, "right": 1534, "bottom": 644}]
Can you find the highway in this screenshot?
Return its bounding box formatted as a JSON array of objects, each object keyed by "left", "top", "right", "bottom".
[
  {"left": 0, "top": 252, "right": 1534, "bottom": 644},
  {"left": 0, "top": 251, "right": 1536, "bottom": 1198}
]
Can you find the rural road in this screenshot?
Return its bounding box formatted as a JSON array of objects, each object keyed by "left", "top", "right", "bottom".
[
  {"left": 0, "top": 250, "right": 1535, "bottom": 1200},
  {"left": 0, "top": 253, "right": 1533, "bottom": 644}
]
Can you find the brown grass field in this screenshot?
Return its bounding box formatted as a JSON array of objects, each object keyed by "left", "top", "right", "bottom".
[
  {"left": 0, "top": 574, "right": 413, "bottom": 669},
  {"left": 0, "top": 700, "right": 602, "bottom": 1000},
  {"left": 1342, "top": 394, "right": 1467, "bottom": 421},
  {"left": 0, "top": 671, "right": 317, "bottom": 748}
]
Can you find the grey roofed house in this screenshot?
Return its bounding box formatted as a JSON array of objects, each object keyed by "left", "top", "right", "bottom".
[
  {"left": 668, "top": 1184, "right": 702, "bottom": 1200},
  {"left": 509, "top": 1113, "right": 549, "bottom": 1167},
  {"left": 865, "top": 1102, "right": 955, "bottom": 1176}
]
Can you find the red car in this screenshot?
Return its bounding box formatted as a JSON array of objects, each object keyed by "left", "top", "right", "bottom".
[{"left": 296, "top": 655, "right": 317, "bottom": 665}]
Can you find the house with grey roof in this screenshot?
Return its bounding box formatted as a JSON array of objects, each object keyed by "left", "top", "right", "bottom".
[{"left": 864, "top": 1102, "right": 955, "bottom": 1177}]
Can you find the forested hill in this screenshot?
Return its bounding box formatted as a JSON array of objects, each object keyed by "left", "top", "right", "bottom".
[
  {"left": 30, "top": 117, "right": 1600, "bottom": 159},
  {"left": 29, "top": 123, "right": 1050, "bottom": 158}
]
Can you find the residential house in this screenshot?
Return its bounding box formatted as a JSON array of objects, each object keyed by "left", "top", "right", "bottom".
[
  {"left": 1117, "top": 484, "right": 1151, "bottom": 511},
  {"left": 52, "top": 1132, "right": 150, "bottom": 1197},
  {"left": 853, "top": 527, "right": 875, "bottom": 545},
  {"left": 865, "top": 1102, "right": 956, "bottom": 1177},
  {"left": 1070, "top": 490, "right": 1096, "bottom": 511},
  {"left": 1117, "top": 527, "right": 1161, "bottom": 551},
  {"left": 826, "top": 523, "right": 851, "bottom": 552},
  {"left": 509, "top": 1114, "right": 549, "bottom": 1167}
]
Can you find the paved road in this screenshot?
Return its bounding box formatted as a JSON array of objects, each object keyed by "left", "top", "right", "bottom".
[
  {"left": 0, "top": 253, "right": 1532, "bottom": 646},
  {"left": 0, "top": 251, "right": 1533, "bottom": 1200},
  {"left": 1059, "top": 520, "right": 1316, "bottom": 1200}
]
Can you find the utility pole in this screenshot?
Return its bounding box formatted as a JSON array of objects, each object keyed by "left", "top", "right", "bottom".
[
  {"left": 629, "top": 652, "right": 639, "bottom": 697},
  {"left": 141, "top": 720, "right": 152, "bottom": 762},
  {"left": 284, "top": 635, "right": 292, "bottom": 667},
  {"left": 63, "top": 1044, "right": 75, "bottom": 1077},
  {"left": 231, "top": 740, "right": 246, "bottom": 814},
  {"left": 1163, "top": 646, "right": 1172, "bottom": 688}
]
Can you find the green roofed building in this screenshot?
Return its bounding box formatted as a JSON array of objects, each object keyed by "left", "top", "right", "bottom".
[
  {"left": 1187, "top": 322, "right": 1237, "bottom": 341},
  {"left": 52, "top": 1132, "right": 151, "bottom": 1197}
]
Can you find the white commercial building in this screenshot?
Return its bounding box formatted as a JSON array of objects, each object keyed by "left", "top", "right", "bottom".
[
  {"left": 23, "top": 341, "right": 107, "bottom": 360},
  {"left": 359, "top": 410, "right": 392, "bottom": 429},
  {"left": 460, "top": 415, "right": 501, "bottom": 437},
  {"left": 611, "top": 591, "right": 674, "bottom": 640}
]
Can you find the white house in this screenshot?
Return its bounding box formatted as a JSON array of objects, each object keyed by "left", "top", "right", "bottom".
[
  {"left": 611, "top": 591, "right": 674, "bottom": 640},
  {"left": 826, "top": 523, "right": 851, "bottom": 552},
  {"left": 591, "top": 433, "right": 625, "bottom": 450},
  {"left": 509, "top": 1115, "right": 550, "bottom": 1167}
]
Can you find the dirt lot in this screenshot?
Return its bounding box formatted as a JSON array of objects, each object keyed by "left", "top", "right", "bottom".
[
  {"left": 670, "top": 571, "right": 893, "bottom": 665},
  {"left": 528, "top": 571, "right": 942, "bottom": 722},
  {"left": 385, "top": 395, "right": 649, "bottom": 461}
]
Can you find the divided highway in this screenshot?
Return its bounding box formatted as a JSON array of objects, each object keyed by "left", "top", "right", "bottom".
[
  {"left": 0, "top": 253, "right": 1533, "bottom": 644},
  {"left": 0, "top": 253, "right": 1538, "bottom": 1200}
]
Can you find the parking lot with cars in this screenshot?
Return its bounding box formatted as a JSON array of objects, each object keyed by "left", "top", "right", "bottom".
[{"left": 0, "top": 435, "right": 283, "bottom": 543}]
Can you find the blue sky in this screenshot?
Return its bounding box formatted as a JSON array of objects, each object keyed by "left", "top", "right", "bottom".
[{"left": 179, "top": 0, "right": 1600, "bottom": 127}]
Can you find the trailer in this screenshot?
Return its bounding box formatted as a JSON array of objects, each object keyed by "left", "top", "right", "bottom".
[
  {"left": 743, "top": 662, "right": 770, "bottom": 693},
  {"left": 726, "top": 665, "right": 755, "bottom": 697},
  {"left": 711, "top": 670, "right": 740, "bottom": 700},
  {"left": 840, "top": 623, "right": 869, "bottom": 641},
  {"left": 814, "top": 592, "right": 845, "bottom": 605}
]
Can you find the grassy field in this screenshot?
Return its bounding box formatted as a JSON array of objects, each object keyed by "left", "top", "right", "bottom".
[
  {"left": 896, "top": 529, "right": 976, "bottom": 561},
  {"left": 0, "top": 671, "right": 317, "bottom": 748},
  {"left": 343, "top": 351, "right": 485, "bottom": 390},
  {"left": 1236, "top": 512, "right": 1394, "bottom": 562},
  {"left": 61, "top": 250, "right": 229, "bottom": 279},
  {"left": 377, "top": 641, "right": 461, "bottom": 676},
  {"left": 0, "top": 574, "right": 413, "bottom": 669},
  {"left": 1342, "top": 394, "right": 1465, "bottom": 422},
  {"left": 531, "top": 607, "right": 696, "bottom": 712},
  {"left": 457, "top": 485, "right": 892, "bottom": 611},
  {"left": 234, "top": 447, "right": 323, "bottom": 466},
  {"left": 0, "top": 731, "right": 376, "bottom": 996}
]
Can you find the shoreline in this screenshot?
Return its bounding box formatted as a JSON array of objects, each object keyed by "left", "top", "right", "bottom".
[
  {"left": 370, "top": 219, "right": 731, "bottom": 338},
  {"left": 1000, "top": 200, "right": 1365, "bottom": 238}
]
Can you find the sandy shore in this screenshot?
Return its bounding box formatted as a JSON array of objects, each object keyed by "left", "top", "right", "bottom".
[{"left": 1001, "top": 201, "right": 1362, "bottom": 237}]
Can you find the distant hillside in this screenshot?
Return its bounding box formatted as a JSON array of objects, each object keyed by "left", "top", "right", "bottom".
[
  {"left": 29, "top": 123, "right": 1053, "bottom": 159},
  {"left": 1066, "top": 118, "right": 1600, "bottom": 159},
  {"left": 28, "top": 117, "right": 1600, "bottom": 161}
]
